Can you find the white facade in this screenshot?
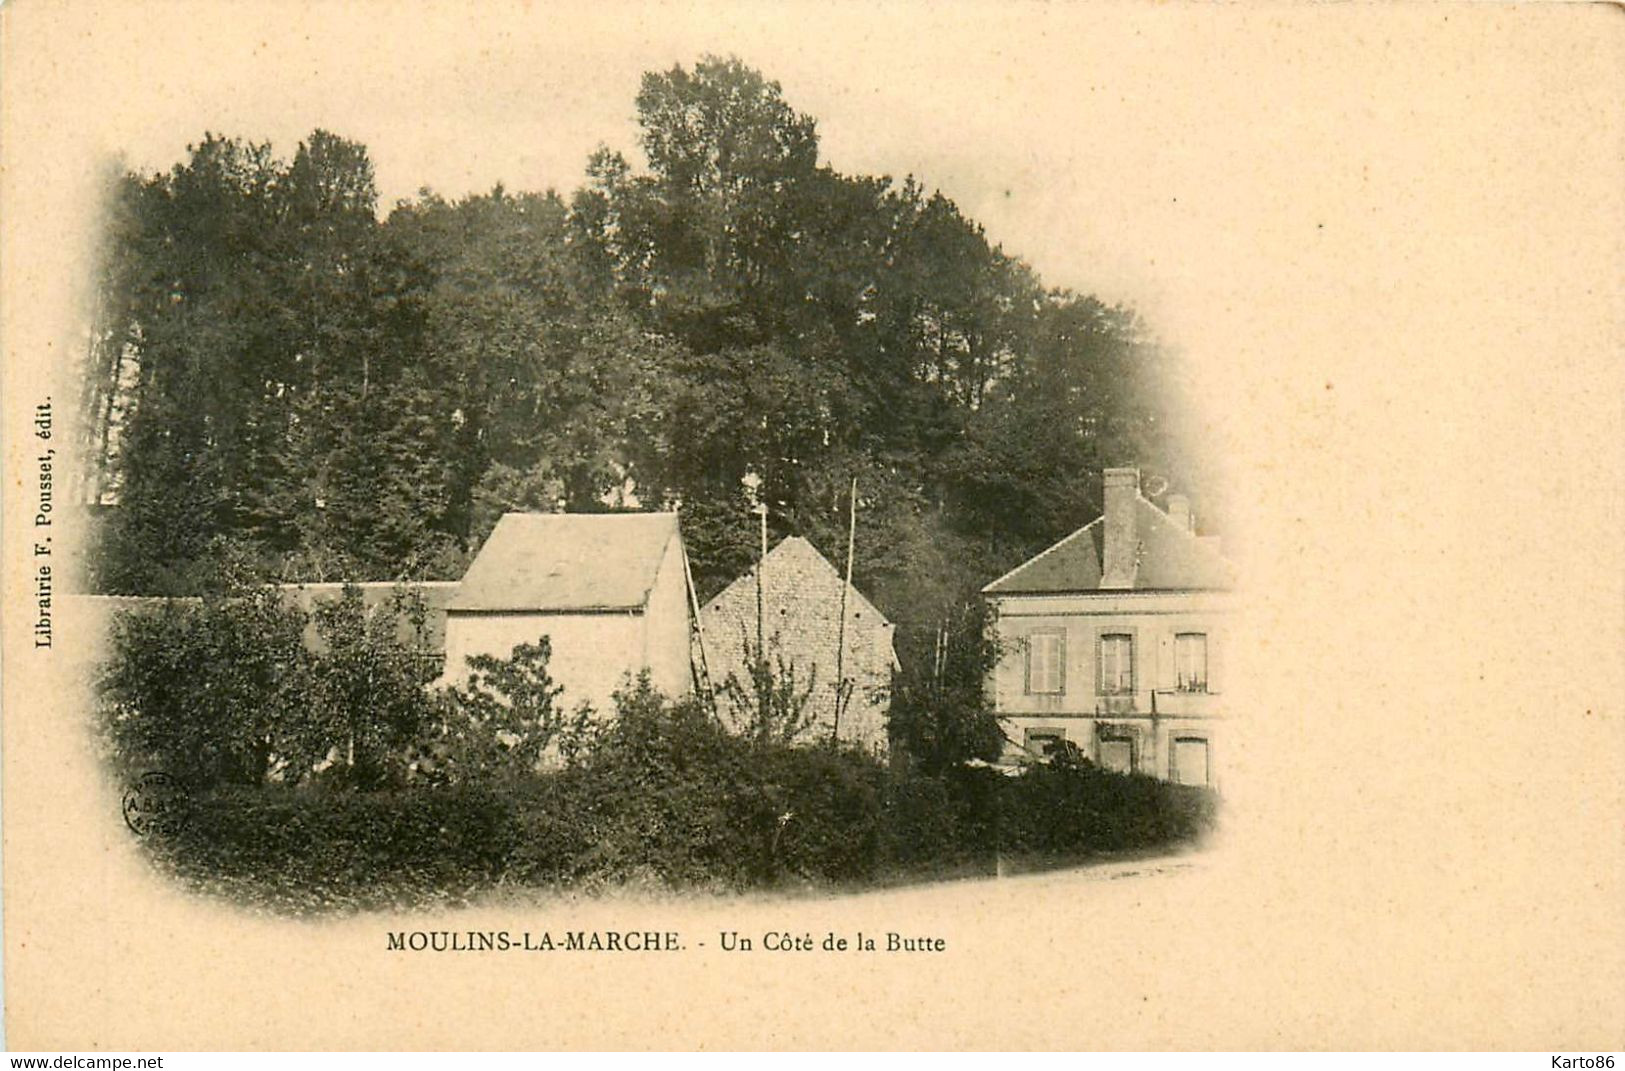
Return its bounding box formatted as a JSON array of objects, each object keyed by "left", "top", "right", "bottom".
[
  {"left": 444, "top": 609, "right": 660, "bottom": 716},
  {"left": 987, "top": 589, "right": 1232, "bottom": 786},
  {"left": 441, "top": 513, "right": 693, "bottom": 716}
]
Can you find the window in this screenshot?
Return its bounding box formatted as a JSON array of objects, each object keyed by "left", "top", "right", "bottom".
[
  {"left": 1175, "top": 632, "right": 1208, "bottom": 692},
  {"left": 1172, "top": 736, "right": 1211, "bottom": 786},
  {"left": 1098, "top": 633, "right": 1134, "bottom": 695},
  {"left": 1024, "top": 728, "right": 1065, "bottom": 758},
  {"left": 1098, "top": 734, "right": 1135, "bottom": 774},
  {"left": 1025, "top": 631, "right": 1065, "bottom": 694}
]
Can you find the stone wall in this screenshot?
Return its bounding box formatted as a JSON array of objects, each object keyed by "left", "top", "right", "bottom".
[{"left": 698, "top": 537, "right": 895, "bottom": 751}]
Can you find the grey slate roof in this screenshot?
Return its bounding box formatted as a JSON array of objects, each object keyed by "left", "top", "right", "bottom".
[
  {"left": 981, "top": 498, "right": 1234, "bottom": 595},
  {"left": 448, "top": 512, "right": 679, "bottom": 613}
]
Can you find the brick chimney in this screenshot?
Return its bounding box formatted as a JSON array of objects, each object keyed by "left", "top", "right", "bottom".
[
  {"left": 1167, "top": 493, "right": 1194, "bottom": 533},
  {"left": 1101, "top": 467, "right": 1140, "bottom": 589}
]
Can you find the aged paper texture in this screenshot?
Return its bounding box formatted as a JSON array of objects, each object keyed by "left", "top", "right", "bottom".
[{"left": 3, "top": 0, "right": 1622, "bottom": 1051}]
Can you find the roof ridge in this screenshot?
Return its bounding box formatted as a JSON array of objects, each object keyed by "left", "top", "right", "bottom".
[
  {"left": 639, "top": 524, "right": 680, "bottom": 607},
  {"left": 497, "top": 509, "right": 679, "bottom": 520}
]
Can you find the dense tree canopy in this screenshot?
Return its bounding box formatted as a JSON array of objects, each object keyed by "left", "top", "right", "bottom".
[{"left": 81, "top": 58, "right": 1212, "bottom": 735}]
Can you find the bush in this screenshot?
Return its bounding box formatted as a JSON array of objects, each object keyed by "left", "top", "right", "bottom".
[
  {"left": 98, "top": 588, "right": 310, "bottom": 789},
  {"left": 405, "top": 636, "right": 587, "bottom": 787},
  {"left": 557, "top": 678, "right": 758, "bottom": 886},
  {"left": 749, "top": 742, "right": 885, "bottom": 883},
  {"left": 878, "top": 768, "right": 963, "bottom": 868},
  {"left": 715, "top": 629, "right": 821, "bottom": 746},
  {"left": 995, "top": 762, "right": 1217, "bottom": 855},
  {"left": 98, "top": 584, "right": 440, "bottom": 791},
  {"left": 298, "top": 585, "right": 442, "bottom": 789},
  {"left": 887, "top": 601, "right": 1005, "bottom": 775},
  {"left": 506, "top": 677, "right": 886, "bottom": 888}
]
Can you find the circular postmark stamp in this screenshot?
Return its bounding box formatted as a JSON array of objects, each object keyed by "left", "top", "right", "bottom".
[{"left": 122, "top": 771, "right": 189, "bottom": 837}]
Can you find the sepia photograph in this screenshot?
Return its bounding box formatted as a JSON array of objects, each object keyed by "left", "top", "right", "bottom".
[
  {"left": 72, "top": 51, "right": 1229, "bottom": 916},
  {"left": 2, "top": 0, "right": 1621, "bottom": 1055}
]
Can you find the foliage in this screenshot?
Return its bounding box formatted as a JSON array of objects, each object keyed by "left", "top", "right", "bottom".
[
  {"left": 150, "top": 783, "right": 521, "bottom": 914},
  {"left": 97, "top": 584, "right": 440, "bottom": 790},
  {"left": 99, "top": 586, "right": 309, "bottom": 789},
  {"left": 996, "top": 761, "right": 1218, "bottom": 854},
  {"left": 518, "top": 677, "right": 768, "bottom": 886},
  {"left": 127, "top": 665, "right": 1216, "bottom": 912},
  {"left": 407, "top": 637, "right": 591, "bottom": 786},
  {"left": 887, "top": 599, "right": 1006, "bottom": 773},
  {"left": 714, "top": 629, "right": 822, "bottom": 746},
  {"left": 292, "top": 586, "right": 440, "bottom": 789}
]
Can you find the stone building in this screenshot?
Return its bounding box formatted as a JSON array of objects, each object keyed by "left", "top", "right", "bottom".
[
  {"left": 443, "top": 512, "right": 693, "bottom": 715},
  {"left": 981, "top": 468, "right": 1236, "bottom": 786},
  {"left": 698, "top": 536, "right": 897, "bottom": 751}
]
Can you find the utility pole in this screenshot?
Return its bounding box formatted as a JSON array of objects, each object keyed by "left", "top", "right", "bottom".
[{"left": 832, "top": 475, "right": 857, "bottom": 742}]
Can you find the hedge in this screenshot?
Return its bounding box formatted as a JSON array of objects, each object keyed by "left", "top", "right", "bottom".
[
  {"left": 143, "top": 720, "right": 1217, "bottom": 913},
  {"left": 151, "top": 784, "right": 522, "bottom": 913}
]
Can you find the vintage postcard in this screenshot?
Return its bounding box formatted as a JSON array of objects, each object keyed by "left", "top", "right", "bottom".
[{"left": 2, "top": 0, "right": 1621, "bottom": 1052}]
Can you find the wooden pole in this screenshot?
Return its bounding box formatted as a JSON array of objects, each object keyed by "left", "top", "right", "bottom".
[
  {"left": 755, "top": 500, "right": 768, "bottom": 729},
  {"left": 682, "top": 538, "right": 715, "bottom": 715},
  {"left": 832, "top": 475, "right": 857, "bottom": 741}
]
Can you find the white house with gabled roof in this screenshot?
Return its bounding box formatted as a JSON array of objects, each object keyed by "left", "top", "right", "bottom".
[{"left": 442, "top": 511, "right": 693, "bottom": 715}]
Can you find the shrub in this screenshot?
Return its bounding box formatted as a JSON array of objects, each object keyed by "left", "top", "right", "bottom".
[
  {"left": 506, "top": 677, "right": 893, "bottom": 889},
  {"left": 405, "top": 637, "right": 591, "bottom": 787},
  {"left": 994, "top": 762, "right": 1216, "bottom": 856},
  {"left": 99, "top": 584, "right": 441, "bottom": 791},
  {"left": 887, "top": 603, "right": 1005, "bottom": 774},
  {"left": 748, "top": 742, "right": 885, "bottom": 883},
  {"left": 295, "top": 585, "right": 442, "bottom": 789},
  {"left": 98, "top": 587, "right": 310, "bottom": 789},
  {"left": 715, "top": 628, "right": 821, "bottom": 746},
  {"left": 558, "top": 677, "right": 763, "bottom": 887},
  {"left": 878, "top": 767, "right": 962, "bottom": 868}
]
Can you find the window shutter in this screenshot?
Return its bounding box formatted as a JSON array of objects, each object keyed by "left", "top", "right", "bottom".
[
  {"left": 1055, "top": 631, "right": 1067, "bottom": 695},
  {"left": 1027, "top": 631, "right": 1069, "bottom": 695},
  {"left": 1093, "top": 626, "right": 1105, "bottom": 696},
  {"left": 1208, "top": 628, "right": 1223, "bottom": 695},
  {"left": 1127, "top": 626, "right": 1141, "bottom": 696}
]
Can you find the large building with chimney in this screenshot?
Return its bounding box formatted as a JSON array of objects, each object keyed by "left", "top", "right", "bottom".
[{"left": 980, "top": 468, "right": 1236, "bottom": 786}]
